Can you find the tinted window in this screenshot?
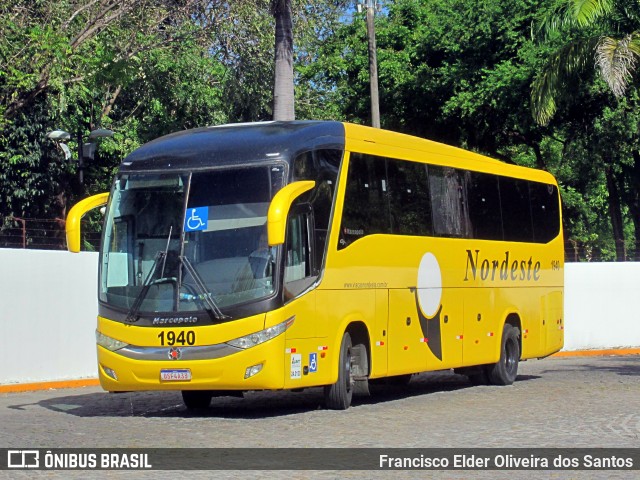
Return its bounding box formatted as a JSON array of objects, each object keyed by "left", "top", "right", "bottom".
[
  {"left": 428, "top": 166, "right": 471, "bottom": 238},
  {"left": 284, "top": 209, "right": 314, "bottom": 300},
  {"left": 467, "top": 172, "right": 503, "bottom": 240},
  {"left": 339, "top": 153, "right": 390, "bottom": 249},
  {"left": 387, "top": 159, "right": 433, "bottom": 236},
  {"left": 500, "top": 178, "right": 533, "bottom": 242},
  {"left": 530, "top": 182, "right": 560, "bottom": 242},
  {"left": 293, "top": 149, "right": 341, "bottom": 268},
  {"left": 337, "top": 152, "right": 559, "bottom": 247}
]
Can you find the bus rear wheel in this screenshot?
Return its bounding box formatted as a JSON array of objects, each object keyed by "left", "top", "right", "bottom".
[
  {"left": 487, "top": 324, "right": 520, "bottom": 385},
  {"left": 324, "top": 332, "right": 354, "bottom": 410},
  {"left": 182, "top": 390, "right": 213, "bottom": 410}
]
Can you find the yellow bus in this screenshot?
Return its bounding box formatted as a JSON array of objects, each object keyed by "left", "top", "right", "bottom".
[{"left": 67, "top": 121, "right": 564, "bottom": 410}]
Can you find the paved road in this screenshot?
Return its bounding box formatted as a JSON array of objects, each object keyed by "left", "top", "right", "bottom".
[{"left": 1, "top": 355, "right": 639, "bottom": 479}]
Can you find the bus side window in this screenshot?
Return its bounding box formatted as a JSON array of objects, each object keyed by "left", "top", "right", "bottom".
[
  {"left": 428, "top": 166, "right": 471, "bottom": 238},
  {"left": 339, "top": 153, "right": 390, "bottom": 249},
  {"left": 467, "top": 172, "right": 503, "bottom": 240},
  {"left": 284, "top": 208, "right": 317, "bottom": 300},
  {"left": 529, "top": 182, "right": 560, "bottom": 243},
  {"left": 499, "top": 177, "right": 534, "bottom": 242},
  {"left": 292, "top": 149, "right": 341, "bottom": 271},
  {"left": 387, "top": 160, "right": 433, "bottom": 236}
]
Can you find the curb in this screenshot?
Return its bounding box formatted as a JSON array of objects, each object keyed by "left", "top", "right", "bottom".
[
  {"left": 1, "top": 348, "right": 639, "bottom": 394},
  {"left": 0, "top": 378, "right": 100, "bottom": 394},
  {"left": 552, "top": 348, "right": 640, "bottom": 358}
]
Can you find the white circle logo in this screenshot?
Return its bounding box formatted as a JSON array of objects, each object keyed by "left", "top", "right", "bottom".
[{"left": 416, "top": 252, "right": 442, "bottom": 317}]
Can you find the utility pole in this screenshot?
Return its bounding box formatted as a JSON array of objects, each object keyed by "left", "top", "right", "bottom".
[{"left": 359, "top": 1, "right": 381, "bottom": 128}]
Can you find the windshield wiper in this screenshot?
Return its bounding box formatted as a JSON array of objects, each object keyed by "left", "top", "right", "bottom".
[
  {"left": 125, "top": 224, "right": 228, "bottom": 323},
  {"left": 126, "top": 226, "right": 178, "bottom": 323},
  {"left": 125, "top": 251, "right": 178, "bottom": 323},
  {"left": 180, "top": 255, "right": 229, "bottom": 321}
]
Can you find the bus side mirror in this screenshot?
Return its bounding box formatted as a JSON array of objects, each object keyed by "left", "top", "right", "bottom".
[
  {"left": 66, "top": 192, "right": 109, "bottom": 253},
  {"left": 267, "top": 180, "right": 315, "bottom": 246}
]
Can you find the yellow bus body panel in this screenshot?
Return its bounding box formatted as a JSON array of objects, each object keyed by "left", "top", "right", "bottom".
[
  {"left": 97, "top": 313, "right": 291, "bottom": 391},
  {"left": 94, "top": 122, "right": 564, "bottom": 393}
]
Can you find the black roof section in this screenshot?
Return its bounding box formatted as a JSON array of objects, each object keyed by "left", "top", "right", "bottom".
[{"left": 119, "top": 121, "right": 345, "bottom": 172}]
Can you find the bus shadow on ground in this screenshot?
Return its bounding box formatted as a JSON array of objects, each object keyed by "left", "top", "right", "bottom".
[{"left": 22, "top": 371, "right": 540, "bottom": 420}]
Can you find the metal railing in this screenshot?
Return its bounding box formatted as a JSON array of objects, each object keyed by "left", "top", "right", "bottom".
[
  {"left": 0, "top": 216, "right": 101, "bottom": 251},
  {"left": 1, "top": 217, "right": 638, "bottom": 261}
]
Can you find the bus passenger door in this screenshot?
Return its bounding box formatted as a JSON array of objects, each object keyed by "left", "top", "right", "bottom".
[
  {"left": 280, "top": 207, "right": 328, "bottom": 389},
  {"left": 282, "top": 206, "right": 319, "bottom": 339}
]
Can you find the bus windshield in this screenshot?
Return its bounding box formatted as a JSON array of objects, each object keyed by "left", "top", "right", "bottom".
[{"left": 99, "top": 166, "right": 282, "bottom": 318}]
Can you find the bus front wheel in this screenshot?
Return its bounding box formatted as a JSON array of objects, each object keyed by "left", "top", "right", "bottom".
[
  {"left": 487, "top": 324, "right": 520, "bottom": 385},
  {"left": 324, "top": 332, "right": 354, "bottom": 410}
]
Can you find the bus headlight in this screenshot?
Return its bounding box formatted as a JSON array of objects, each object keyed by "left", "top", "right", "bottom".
[
  {"left": 96, "top": 330, "right": 129, "bottom": 351},
  {"left": 226, "top": 317, "right": 294, "bottom": 350}
]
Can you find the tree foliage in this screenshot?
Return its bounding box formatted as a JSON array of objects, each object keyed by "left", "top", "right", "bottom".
[
  {"left": 0, "top": 0, "right": 228, "bottom": 224},
  {"left": 305, "top": 0, "right": 640, "bottom": 260},
  {"left": 1, "top": 0, "right": 639, "bottom": 259},
  {"left": 0, "top": 0, "right": 347, "bottom": 224},
  {"left": 529, "top": 0, "right": 640, "bottom": 259},
  {"left": 532, "top": 0, "right": 640, "bottom": 125}
]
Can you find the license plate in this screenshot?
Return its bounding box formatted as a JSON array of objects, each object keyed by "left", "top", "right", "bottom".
[{"left": 160, "top": 369, "right": 192, "bottom": 382}]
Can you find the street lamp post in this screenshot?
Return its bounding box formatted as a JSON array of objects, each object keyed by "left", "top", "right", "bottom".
[
  {"left": 46, "top": 128, "right": 114, "bottom": 185},
  {"left": 357, "top": 0, "right": 381, "bottom": 128}
]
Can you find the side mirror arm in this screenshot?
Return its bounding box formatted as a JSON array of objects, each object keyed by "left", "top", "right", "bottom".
[
  {"left": 66, "top": 192, "right": 109, "bottom": 252},
  {"left": 267, "top": 181, "right": 315, "bottom": 246}
]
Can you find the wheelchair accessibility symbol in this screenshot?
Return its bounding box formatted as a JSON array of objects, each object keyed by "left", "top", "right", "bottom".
[
  {"left": 184, "top": 206, "right": 208, "bottom": 232},
  {"left": 309, "top": 352, "right": 317, "bottom": 373}
]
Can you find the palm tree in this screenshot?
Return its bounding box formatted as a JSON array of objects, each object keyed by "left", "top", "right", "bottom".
[
  {"left": 531, "top": 0, "right": 640, "bottom": 125},
  {"left": 532, "top": 1, "right": 640, "bottom": 261},
  {"left": 271, "top": 0, "right": 295, "bottom": 121}
]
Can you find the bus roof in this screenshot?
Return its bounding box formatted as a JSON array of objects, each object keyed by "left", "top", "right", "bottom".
[
  {"left": 119, "top": 121, "right": 556, "bottom": 185},
  {"left": 119, "top": 121, "right": 345, "bottom": 172},
  {"left": 343, "top": 123, "right": 557, "bottom": 185}
]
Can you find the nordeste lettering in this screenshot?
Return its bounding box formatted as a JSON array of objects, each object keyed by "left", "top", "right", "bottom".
[{"left": 464, "top": 249, "right": 541, "bottom": 282}]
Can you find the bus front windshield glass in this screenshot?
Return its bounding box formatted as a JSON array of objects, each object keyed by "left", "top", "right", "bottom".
[{"left": 99, "top": 167, "right": 280, "bottom": 317}]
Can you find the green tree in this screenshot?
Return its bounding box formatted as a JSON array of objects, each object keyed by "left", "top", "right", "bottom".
[
  {"left": 530, "top": 1, "right": 640, "bottom": 260},
  {"left": 305, "top": 0, "right": 635, "bottom": 260},
  {"left": 306, "top": 0, "right": 551, "bottom": 161},
  {"left": 0, "top": 0, "right": 227, "bottom": 243},
  {"left": 531, "top": 0, "right": 640, "bottom": 125},
  {"left": 1, "top": 1, "right": 215, "bottom": 128},
  {"left": 0, "top": 0, "right": 350, "bottom": 236},
  {"left": 206, "top": 0, "right": 348, "bottom": 122}
]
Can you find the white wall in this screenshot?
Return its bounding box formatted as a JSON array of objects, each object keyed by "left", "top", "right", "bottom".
[
  {"left": 0, "top": 249, "right": 99, "bottom": 384},
  {"left": 0, "top": 248, "right": 638, "bottom": 385},
  {"left": 563, "top": 262, "right": 640, "bottom": 350}
]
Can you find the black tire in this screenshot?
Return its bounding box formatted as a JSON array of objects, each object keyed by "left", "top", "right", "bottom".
[
  {"left": 324, "top": 332, "right": 354, "bottom": 410},
  {"left": 182, "top": 390, "right": 213, "bottom": 410},
  {"left": 487, "top": 324, "right": 520, "bottom": 385}
]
